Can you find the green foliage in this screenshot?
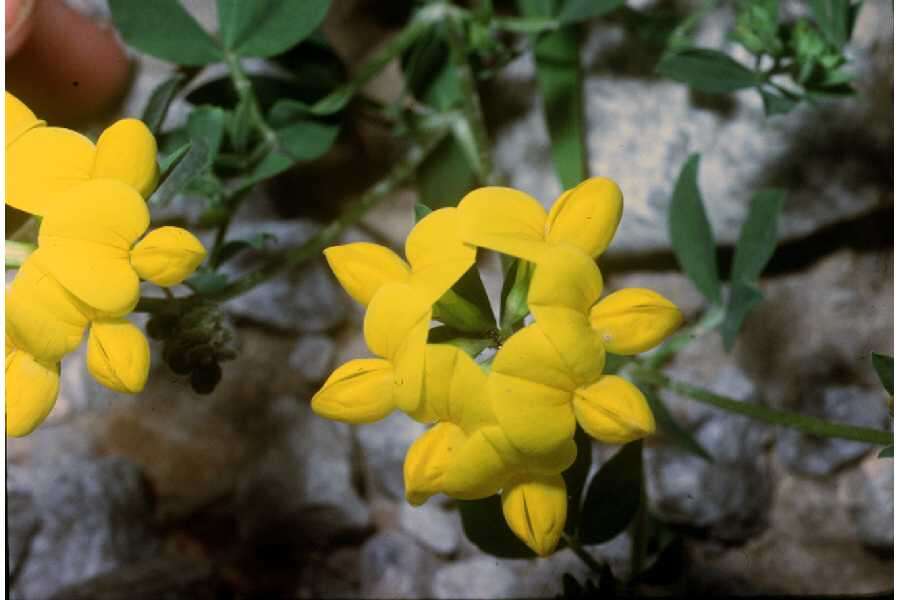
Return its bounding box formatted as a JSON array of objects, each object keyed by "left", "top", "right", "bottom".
[
  {"left": 668, "top": 154, "right": 721, "bottom": 305},
  {"left": 580, "top": 441, "right": 643, "bottom": 545},
  {"left": 499, "top": 259, "right": 534, "bottom": 335},
  {"left": 878, "top": 446, "right": 893, "bottom": 458},
  {"left": 563, "top": 427, "right": 593, "bottom": 535},
  {"left": 557, "top": 0, "right": 625, "bottom": 25},
  {"left": 216, "top": 0, "right": 330, "bottom": 58},
  {"left": 643, "top": 385, "right": 712, "bottom": 462},
  {"left": 142, "top": 74, "right": 188, "bottom": 134},
  {"left": 149, "top": 139, "right": 210, "bottom": 206},
  {"left": 721, "top": 188, "right": 784, "bottom": 349},
  {"left": 871, "top": 353, "right": 893, "bottom": 396},
  {"left": 187, "top": 106, "right": 228, "bottom": 167},
  {"left": 732, "top": 0, "right": 783, "bottom": 56},
  {"left": 656, "top": 48, "right": 760, "bottom": 93},
  {"left": 108, "top": 0, "right": 222, "bottom": 65},
  {"left": 517, "top": 0, "right": 587, "bottom": 188}
]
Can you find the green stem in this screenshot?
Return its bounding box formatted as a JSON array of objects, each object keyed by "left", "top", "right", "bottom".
[
  {"left": 561, "top": 533, "right": 606, "bottom": 575},
  {"left": 223, "top": 51, "right": 277, "bottom": 145},
  {"left": 446, "top": 8, "right": 499, "bottom": 185},
  {"left": 628, "top": 460, "right": 648, "bottom": 582},
  {"left": 135, "top": 130, "right": 449, "bottom": 313},
  {"left": 630, "top": 368, "right": 894, "bottom": 446}
]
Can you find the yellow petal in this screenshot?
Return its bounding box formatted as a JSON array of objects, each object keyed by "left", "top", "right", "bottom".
[
  {"left": 403, "top": 422, "right": 467, "bottom": 505},
  {"left": 6, "top": 348, "right": 59, "bottom": 437},
  {"left": 529, "top": 244, "right": 603, "bottom": 315},
  {"left": 312, "top": 358, "right": 395, "bottom": 423},
  {"left": 545, "top": 177, "right": 623, "bottom": 257},
  {"left": 589, "top": 288, "right": 683, "bottom": 355},
  {"left": 528, "top": 246, "right": 606, "bottom": 387},
  {"left": 422, "top": 344, "right": 491, "bottom": 432},
  {"left": 6, "top": 92, "right": 44, "bottom": 147},
  {"left": 573, "top": 375, "right": 655, "bottom": 444},
  {"left": 130, "top": 226, "right": 206, "bottom": 286},
  {"left": 92, "top": 119, "right": 159, "bottom": 197},
  {"left": 405, "top": 207, "right": 476, "bottom": 304},
  {"left": 36, "top": 179, "right": 149, "bottom": 315},
  {"left": 489, "top": 372, "right": 576, "bottom": 457},
  {"left": 441, "top": 426, "right": 514, "bottom": 500},
  {"left": 323, "top": 243, "right": 410, "bottom": 306},
  {"left": 86, "top": 319, "right": 150, "bottom": 394},
  {"left": 6, "top": 258, "right": 89, "bottom": 361},
  {"left": 6, "top": 126, "right": 94, "bottom": 215},
  {"left": 501, "top": 473, "right": 567, "bottom": 556},
  {"left": 458, "top": 186, "right": 549, "bottom": 262},
  {"left": 364, "top": 283, "right": 431, "bottom": 415}
]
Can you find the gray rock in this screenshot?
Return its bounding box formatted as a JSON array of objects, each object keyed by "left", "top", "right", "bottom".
[
  {"left": 360, "top": 531, "right": 433, "bottom": 599},
  {"left": 223, "top": 221, "right": 348, "bottom": 333},
  {"left": 296, "top": 547, "right": 362, "bottom": 599},
  {"left": 357, "top": 411, "right": 427, "bottom": 500},
  {"left": 647, "top": 364, "right": 773, "bottom": 541},
  {"left": 776, "top": 386, "right": 890, "bottom": 476},
  {"left": 12, "top": 457, "right": 160, "bottom": 600},
  {"left": 7, "top": 467, "right": 40, "bottom": 585},
  {"left": 431, "top": 557, "right": 517, "bottom": 600},
  {"left": 399, "top": 500, "right": 459, "bottom": 557},
  {"left": 289, "top": 334, "right": 337, "bottom": 383},
  {"left": 487, "top": 1, "right": 891, "bottom": 259},
  {"left": 847, "top": 455, "right": 893, "bottom": 549},
  {"left": 236, "top": 396, "right": 371, "bottom": 545}
]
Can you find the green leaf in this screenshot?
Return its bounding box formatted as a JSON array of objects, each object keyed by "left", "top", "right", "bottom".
[
  {"left": 878, "top": 445, "right": 893, "bottom": 458},
  {"left": 760, "top": 89, "right": 799, "bottom": 116},
  {"left": 149, "top": 139, "right": 210, "bottom": 206},
  {"left": 809, "top": 0, "right": 851, "bottom": 48},
  {"left": 730, "top": 188, "right": 784, "bottom": 284},
  {"left": 108, "top": 0, "right": 222, "bottom": 65},
  {"left": 187, "top": 106, "right": 227, "bottom": 167},
  {"left": 458, "top": 495, "right": 537, "bottom": 558},
  {"left": 558, "top": 0, "right": 625, "bottom": 24},
  {"left": 426, "top": 326, "right": 493, "bottom": 357},
  {"left": 432, "top": 287, "right": 496, "bottom": 334},
  {"left": 216, "top": 233, "right": 277, "bottom": 265},
  {"left": 580, "top": 440, "right": 643, "bottom": 545},
  {"left": 185, "top": 269, "right": 228, "bottom": 295},
  {"left": 158, "top": 143, "right": 191, "bottom": 174},
  {"left": 656, "top": 48, "right": 759, "bottom": 94},
  {"left": 239, "top": 116, "right": 339, "bottom": 188},
  {"left": 414, "top": 203, "right": 433, "bottom": 222},
  {"left": 499, "top": 258, "right": 534, "bottom": 333},
  {"left": 563, "top": 426, "right": 593, "bottom": 535},
  {"left": 519, "top": 0, "right": 586, "bottom": 188},
  {"left": 668, "top": 154, "right": 721, "bottom": 305},
  {"left": 142, "top": 74, "right": 186, "bottom": 135},
  {"left": 643, "top": 385, "right": 713, "bottom": 462},
  {"left": 720, "top": 280, "right": 764, "bottom": 351},
  {"left": 871, "top": 353, "right": 893, "bottom": 396},
  {"left": 216, "top": 0, "right": 330, "bottom": 58}
]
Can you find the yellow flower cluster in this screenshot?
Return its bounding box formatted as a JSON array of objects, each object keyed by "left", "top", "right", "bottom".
[
  {"left": 313, "top": 177, "right": 683, "bottom": 556},
  {"left": 5, "top": 93, "right": 206, "bottom": 437}
]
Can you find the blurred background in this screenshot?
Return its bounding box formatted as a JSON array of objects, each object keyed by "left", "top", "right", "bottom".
[{"left": 6, "top": 0, "right": 892, "bottom": 597}]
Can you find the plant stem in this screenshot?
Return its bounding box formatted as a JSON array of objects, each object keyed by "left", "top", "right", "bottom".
[
  {"left": 446, "top": 8, "right": 500, "bottom": 185},
  {"left": 561, "top": 533, "right": 606, "bottom": 575},
  {"left": 223, "top": 52, "right": 277, "bottom": 145},
  {"left": 135, "top": 130, "right": 449, "bottom": 313},
  {"left": 628, "top": 460, "right": 648, "bottom": 582},
  {"left": 630, "top": 367, "right": 894, "bottom": 446},
  {"left": 643, "top": 305, "right": 725, "bottom": 369}
]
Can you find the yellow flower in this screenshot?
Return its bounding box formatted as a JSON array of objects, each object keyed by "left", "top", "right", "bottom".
[
  {"left": 402, "top": 343, "right": 573, "bottom": 556},
  {"left": 457, "top": 177, "right": 623, "bottom": 262},
  {"left": 323, "top": 207, "right": 476, "bottom": 306},
  {"left": 6, "top": 339, "right": 59, "bottom": 437},
  {"left": 33, "top": 178, "right": 205, "bottom": 316},
  {"left": 86, "top": 319, "right": 151, "bottom": 394},
  {"left": 5, "top": 92, "right": 159, "bottom": 216},
  {"left": 314, "top": 207, "right": 476, "bottom": 422}
]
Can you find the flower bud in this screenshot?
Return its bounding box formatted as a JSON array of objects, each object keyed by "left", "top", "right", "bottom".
[
  {"left": 573, "top": 375, "right": 655, "bottom": 444},
  {"left": 312, "top": 359, "right": 395, "bottom": 424},
  {"left": 86, "top": 319, "right": 150, "bottom": 394},
  {"left": 130, "top": 226, "right": 206, "bottom": 287},
  {"left": 589, "top": 288, "right": 682, "bottom": 355},
  {"left": 501, "top": 473, "right": 567, "bottom": 556}
]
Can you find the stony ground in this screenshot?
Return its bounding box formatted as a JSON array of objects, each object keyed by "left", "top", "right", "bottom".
[{"left": 7, "top": 1, "right": 893, "bottom": 598}]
